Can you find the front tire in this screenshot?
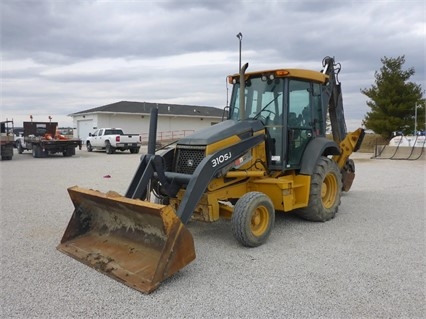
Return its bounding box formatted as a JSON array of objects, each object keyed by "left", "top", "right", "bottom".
[
  {"left": 296, "top": 156, "right": 342, "bottom": 222},
  {"left": 232, "top": 192, "right": 275, "bottom": 247},
  {"left": 17, "top": 142, "right": 23, "bottom": 154},
  {"left": 86, "top": 142, "right": 93, "bottom": 152}
]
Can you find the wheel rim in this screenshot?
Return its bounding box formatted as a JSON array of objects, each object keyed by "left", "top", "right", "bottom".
[
  {"left": 321, "top": 173, "right": 338, "bottom": 208},
  {"left": 250, "top": 206, "right": 269, "bottom": 236}
]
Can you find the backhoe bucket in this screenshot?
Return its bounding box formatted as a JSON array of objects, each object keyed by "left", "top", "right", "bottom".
[{"left": 57, "top": 186, "right": 195, "bottom": 294}]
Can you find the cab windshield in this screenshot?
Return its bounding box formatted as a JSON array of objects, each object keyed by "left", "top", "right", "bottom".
[{"left": 229, "top": 77, "right": 284, "bottom": 124}]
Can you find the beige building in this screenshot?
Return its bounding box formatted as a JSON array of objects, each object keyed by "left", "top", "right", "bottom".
[{"left": 69, "top": 101, "right": 226, "bottom": 142}]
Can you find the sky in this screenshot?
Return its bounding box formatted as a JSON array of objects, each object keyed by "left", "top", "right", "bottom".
[{"left": 1, "top": 0, "right": 425, "bottom": 131}]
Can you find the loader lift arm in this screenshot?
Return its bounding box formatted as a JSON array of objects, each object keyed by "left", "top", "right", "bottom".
[{"left": 126, "top": 107, "right": 266, "bottom": 225}]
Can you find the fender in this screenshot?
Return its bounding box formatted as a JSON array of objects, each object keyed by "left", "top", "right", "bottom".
[{"left": 299, "top": 137, "right": 340, "bottom": 175}]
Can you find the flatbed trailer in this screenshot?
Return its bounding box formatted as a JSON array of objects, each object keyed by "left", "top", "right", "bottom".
[{"left": 16, "top": 122, "right": 82, "bottom": 158}]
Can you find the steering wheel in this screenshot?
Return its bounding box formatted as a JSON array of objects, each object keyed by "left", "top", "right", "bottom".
[{"left": 257, "top": 109, "right": 276, "bottom": 124}]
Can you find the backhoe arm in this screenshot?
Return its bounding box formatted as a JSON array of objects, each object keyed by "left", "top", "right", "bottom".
[
  {"left": 322, "top": 57, "right": 365, "bottom": 191},
  {"left": 322, "top": 56, "right": 348, "bottom": 145},
  {"left": 333, "top": 128, "right": 365, "bottom": 170}
]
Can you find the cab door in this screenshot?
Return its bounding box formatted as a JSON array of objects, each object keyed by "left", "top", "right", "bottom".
[
  {"left": 286, "top": 79, "right": 317, "bottom": 168},
  {"left": 91, "top": 129, "right": 103, "bottom": 147}
]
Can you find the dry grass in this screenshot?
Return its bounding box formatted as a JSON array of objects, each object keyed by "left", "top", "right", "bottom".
[
  {"left": 358, "top": 133, "right": 388, "bottom": 153},
  {"left": 327, "top": 133, "right": 388, "bottom": 153}
]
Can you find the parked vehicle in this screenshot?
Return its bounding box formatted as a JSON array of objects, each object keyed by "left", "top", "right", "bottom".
[
  {"left": 1, "top": 120, "right": 15, "bottom": 160},
  {"left": 14, "top": 131, "right": 23, "bottom": 148},
  {"left": 86, "top": 128, "right": 141, "bottom": 154},
  {"left": 16, "top": 122, "right": 82, "bottom": 158}
]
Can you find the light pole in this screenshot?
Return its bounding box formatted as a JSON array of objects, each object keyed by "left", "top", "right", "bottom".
[
  {"left": 236, "top": 32, "right": 242, "bottom": 73},
  {"left": 414, "top": 103, "right": 418, "bottom": 135}
]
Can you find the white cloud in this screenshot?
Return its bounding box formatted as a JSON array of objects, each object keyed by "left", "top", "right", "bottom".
[{"left": 1, "top": 0, "right": 424, "bottom": 131}]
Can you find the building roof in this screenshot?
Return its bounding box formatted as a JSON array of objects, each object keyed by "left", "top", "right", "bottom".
[{"left": 70, "top": 101, "right": 225, "bottom": 118}]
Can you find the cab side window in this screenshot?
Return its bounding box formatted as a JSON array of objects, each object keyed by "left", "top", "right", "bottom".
[
  {"left": 312, "top": 83, "right": 325, "bottom": 136},
  {"left": 288, "top": 80, "right": 310, "bottom": 127}
]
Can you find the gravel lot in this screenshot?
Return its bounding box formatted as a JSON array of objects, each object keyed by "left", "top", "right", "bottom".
[{"left": 1, "top": 148, "right": 425, "bottom": 319}]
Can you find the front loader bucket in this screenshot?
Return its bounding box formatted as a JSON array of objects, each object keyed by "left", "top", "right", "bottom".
[{"left": 57, "top": 186, "right": 195, "bottom": 294}]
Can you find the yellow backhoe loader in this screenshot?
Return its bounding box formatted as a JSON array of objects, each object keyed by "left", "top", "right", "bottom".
[{"left": 58, "top": 56, "right": 364, "bottom": 293}]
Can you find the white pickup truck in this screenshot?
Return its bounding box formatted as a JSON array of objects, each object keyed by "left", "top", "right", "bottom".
[{"left": 86, "top": 128, "right": 141, "bottom": 154}]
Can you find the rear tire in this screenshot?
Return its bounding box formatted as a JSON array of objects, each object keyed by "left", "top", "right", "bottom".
[
  {"left": 296, "top": 156, "right": 342, "bottom": 222},
  {"left": 32, "top": 145, "right": 41, "bottom": 158},
  {"left": 63, "top": 147, "right": 75, "bottom": 157},
  {"left": 232, "top": 192, "right": 275, "bottom": 247},
  {"left": 105, "top": 141, "right": 115, "bottom": 154}
]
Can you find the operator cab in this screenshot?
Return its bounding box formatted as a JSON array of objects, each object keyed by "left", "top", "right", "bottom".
[{"left": 228, "top": 69, "right": 327, "bottom": 171}]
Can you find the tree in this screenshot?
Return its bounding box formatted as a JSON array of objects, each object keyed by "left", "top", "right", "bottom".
[{"left": 361, "top": 55, "right": 425, "bottom": 139}]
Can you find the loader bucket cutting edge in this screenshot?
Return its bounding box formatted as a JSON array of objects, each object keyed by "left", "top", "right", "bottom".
[{"left": 57, "top": 186, "right": 196, "bottom": 294}]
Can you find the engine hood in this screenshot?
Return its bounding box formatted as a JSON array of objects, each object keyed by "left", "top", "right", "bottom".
[{"left": 177, "top": 119, "right": 265, "bottom": 146}]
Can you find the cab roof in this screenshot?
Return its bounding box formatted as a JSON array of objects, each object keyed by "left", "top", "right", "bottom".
[{"left": 229, "top": 68, "right": 328, "bottom": 83}]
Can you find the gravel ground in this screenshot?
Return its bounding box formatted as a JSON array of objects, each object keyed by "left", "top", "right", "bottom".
[{"left": 1, "top": 148, "right": 424, "bottom": 319}]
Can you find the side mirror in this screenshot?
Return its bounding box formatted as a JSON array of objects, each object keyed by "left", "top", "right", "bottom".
[{"left": 88, "top": 133, "right": 92, "bottom": 137}]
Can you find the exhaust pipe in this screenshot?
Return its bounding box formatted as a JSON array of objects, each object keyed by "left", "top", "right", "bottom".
[{"left": 147, "top": 107, "right": 158, "bottom": 155}]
